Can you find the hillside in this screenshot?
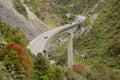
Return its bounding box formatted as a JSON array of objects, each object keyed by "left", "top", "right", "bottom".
[
  {"left": 0, "top": 0, "right": 104, "bottom": 39},
  {"left": 0, "top": 0, "right": 120, "bottom": 80},
  {"left": 55, "top": 0, "right": 99, "bottom": 14},
  {"left": 74, "top": 0, "right": 120, "bottom": 67},
  {"left": 0, "top": 21, "right": 69, "bottom": 80},
  {"left": 73, "top": 0, "right": 120, "bottom": 79},
  {"left": 48, "top": 0, "right": 120, "bottom": 79},
  {"left": 0, "top": 21, "right": 33, "bottom": 79},
  {"left": 24, "top": 0, "right": 101, "bottom": 28},
  {"left": 24, "top": 0, "right": 73, "bottom": 28},
  {"left": 0, "top": 0, "right": 48, "bottom": 40}
]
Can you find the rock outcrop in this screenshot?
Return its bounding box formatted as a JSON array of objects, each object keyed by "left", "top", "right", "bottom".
[{"left": 0, "top": 0, "right": 48, "bottom": 40}]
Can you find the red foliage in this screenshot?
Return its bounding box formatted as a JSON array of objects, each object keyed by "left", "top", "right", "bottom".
[
  {"left": 7, "top": 42, "right": 31, "bottom": 76},
  {"left": 22, "top": 62, "right": 28, "bottom": 69},
  {"left": 26, "top": 59, "right": 31, "bottom": 64},
  {"left": 7, "top": 42, "right": 24, "bottom": 53},
  {"left": 72, "top": 64, "right": 78, "bottom": 69},
  {"left": 19, "top": 54, "right": 26, "bottom": 61},
  {"left": 72, "top": 64, "right": 84, "bottom": 72}
]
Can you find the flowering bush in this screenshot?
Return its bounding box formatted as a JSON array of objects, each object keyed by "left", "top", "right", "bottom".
[
  {"left": 19, "top": 54, "right": 26, "bottom": 61},
  {"left": 7, "top": 42, "right": 24, "bottom": 53},
  {"left": 72, "top": 64, "right": 84, "bottom": 73},
  {"left": 7, "top": 42, "right": 31, "bottom": 76}
]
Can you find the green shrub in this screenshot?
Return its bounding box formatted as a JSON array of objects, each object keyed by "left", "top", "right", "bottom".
[
  {"left": 87, "top": 64, "right": 120, "bottom": 80},
  {"left": 13, "top": 0, "right": 28, "bottom": 18},
  {"left": 0, "top": 21, "right": 28, "bottom": 46}
]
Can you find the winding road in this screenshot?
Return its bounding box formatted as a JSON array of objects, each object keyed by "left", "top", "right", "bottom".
[{"left": 28, "top": 22, "right": 82, "bottom": 55}]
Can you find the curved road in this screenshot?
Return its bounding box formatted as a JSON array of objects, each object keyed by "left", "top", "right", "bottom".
[{"left": 28, "top": 22, "right": 81, "bottom": 55}]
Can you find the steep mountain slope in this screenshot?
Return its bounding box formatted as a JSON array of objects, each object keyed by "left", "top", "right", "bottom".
[
  {"left": 0, "top": 0, "right": 101, "bottom": 39},
  {"left": 73, "top": 0, "right": 120, "bottom": 79},
  {"left": 25, "top": 0, "right": 72, "bottom": 28},
  {"left": 0, "top": 21, "right": 34, "bottom": 79},
  {"left": 54, "top": 0, "right": 72, "bottom": 5},
  {"left": 0, "top": 21, "right": 67, "bottom": 80},
  {"left": 0, "top": 0, "right": 120, "bottom": 80},
  {"left": 55, "top": 0, "right": 100, "bottom": 14},
  {"left": 48, "top": 0, "right": 120, "bottom": 79},
  {"left": 0, "top": 0, "right": 48, "bottom": 40},
  {"left": 24, "top": 0, "right": 102, "bottom": 28}
]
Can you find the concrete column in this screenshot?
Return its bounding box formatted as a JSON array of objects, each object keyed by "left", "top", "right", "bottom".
[
  {"left": 43, "top": 50, "right": 48, "bottom": 57},
  {"left": 68, "top": 33, "right": 74, "bottom": 67}
]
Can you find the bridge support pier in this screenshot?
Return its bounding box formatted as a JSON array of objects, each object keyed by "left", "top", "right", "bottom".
[
  {"left": 67, "top": 33, "right": 74, "bottom": 67},
  {"left": 43, "top": 50, "right": 48, "bottom": 57}
]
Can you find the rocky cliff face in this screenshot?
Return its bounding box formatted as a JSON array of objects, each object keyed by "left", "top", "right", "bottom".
[{"left": 0, "top": 0, "right": 48, "bottom": 40}]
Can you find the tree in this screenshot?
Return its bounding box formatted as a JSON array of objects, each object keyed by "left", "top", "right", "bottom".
[
  {"left": 34, "top": 53, "right": 50, "bottom": 80},
  {"left": 87, "top": 64, "right": 120, "bottom": 80}
]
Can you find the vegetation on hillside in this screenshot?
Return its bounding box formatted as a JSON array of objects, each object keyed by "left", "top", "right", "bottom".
[
  {"left": 12, "top": 0, "right": 101, "bottom": 28},
  {"left": 24, "top": 0, "right": 73, "bottom": 28},
  {"left": 13, "top": 0, "right": 28, "bottom": 18},
  {"left": 73, "top": 0, "right": 120, "bottom": 79},
  {"left": 0, "top": 21, "right": 32, "bottom": 79},
  {"left": 23, "top": 0, "right": 101, "bottom": 27},
  {"left": 55, "top": 0, "right": 99, "bottom": 14},
  {"left": 48, "top": 0, "right": 120, "bottom": 79},
  {"left": 1, "top": 0, "right": 120, "bottom": 79},
  {"left": 0, "top": 21, "right": 28, "bottom": 46},
  {"left": 54, "top": 0, "right": 72, "bottom": 5},
  {"left": 0, "top": 21, "right": 72, "bottom": 80}
]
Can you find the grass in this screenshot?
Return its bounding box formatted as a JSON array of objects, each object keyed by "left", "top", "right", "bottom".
[
  {"left": 48, "top": 0, "right": 120, "bottom": 79},
  {"left": 24, "top": 0, "right": 74, "bottom": 27},
  {"left": 48, "top": 42, "right": 68, "bottom": 66},
  {"left": 73, "top": 0, "right": 120, "bottom": 78},
  {"left": 13, "top": 0, "right": 28, "bottom": 19}
]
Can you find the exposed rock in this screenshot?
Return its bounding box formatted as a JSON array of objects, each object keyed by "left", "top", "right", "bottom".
[
  {"left": 80, "top": 54, "right": 86, "bottom": 58},
  {"left": 66, "top": 13, "right": 71, "bottom": 18},
  {"left": 50, "top": 60, "right": 55, "bottom": 64},
  {"left": 0, "top": 0, "right": 48, "bottom": 40},
  {"left": 69, "top": 4, "right": 74, "bottom": 7},
  {"left": 0, "top": 39, "right": 7, "bottom": 45},
  {"left": 90, "top": 13, "right": 99, "bottom": 24}
]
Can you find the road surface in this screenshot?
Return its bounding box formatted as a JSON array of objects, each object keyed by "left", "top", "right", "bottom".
[{"left": 28, "top": 22, "right": 81, "bottom": 55}]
